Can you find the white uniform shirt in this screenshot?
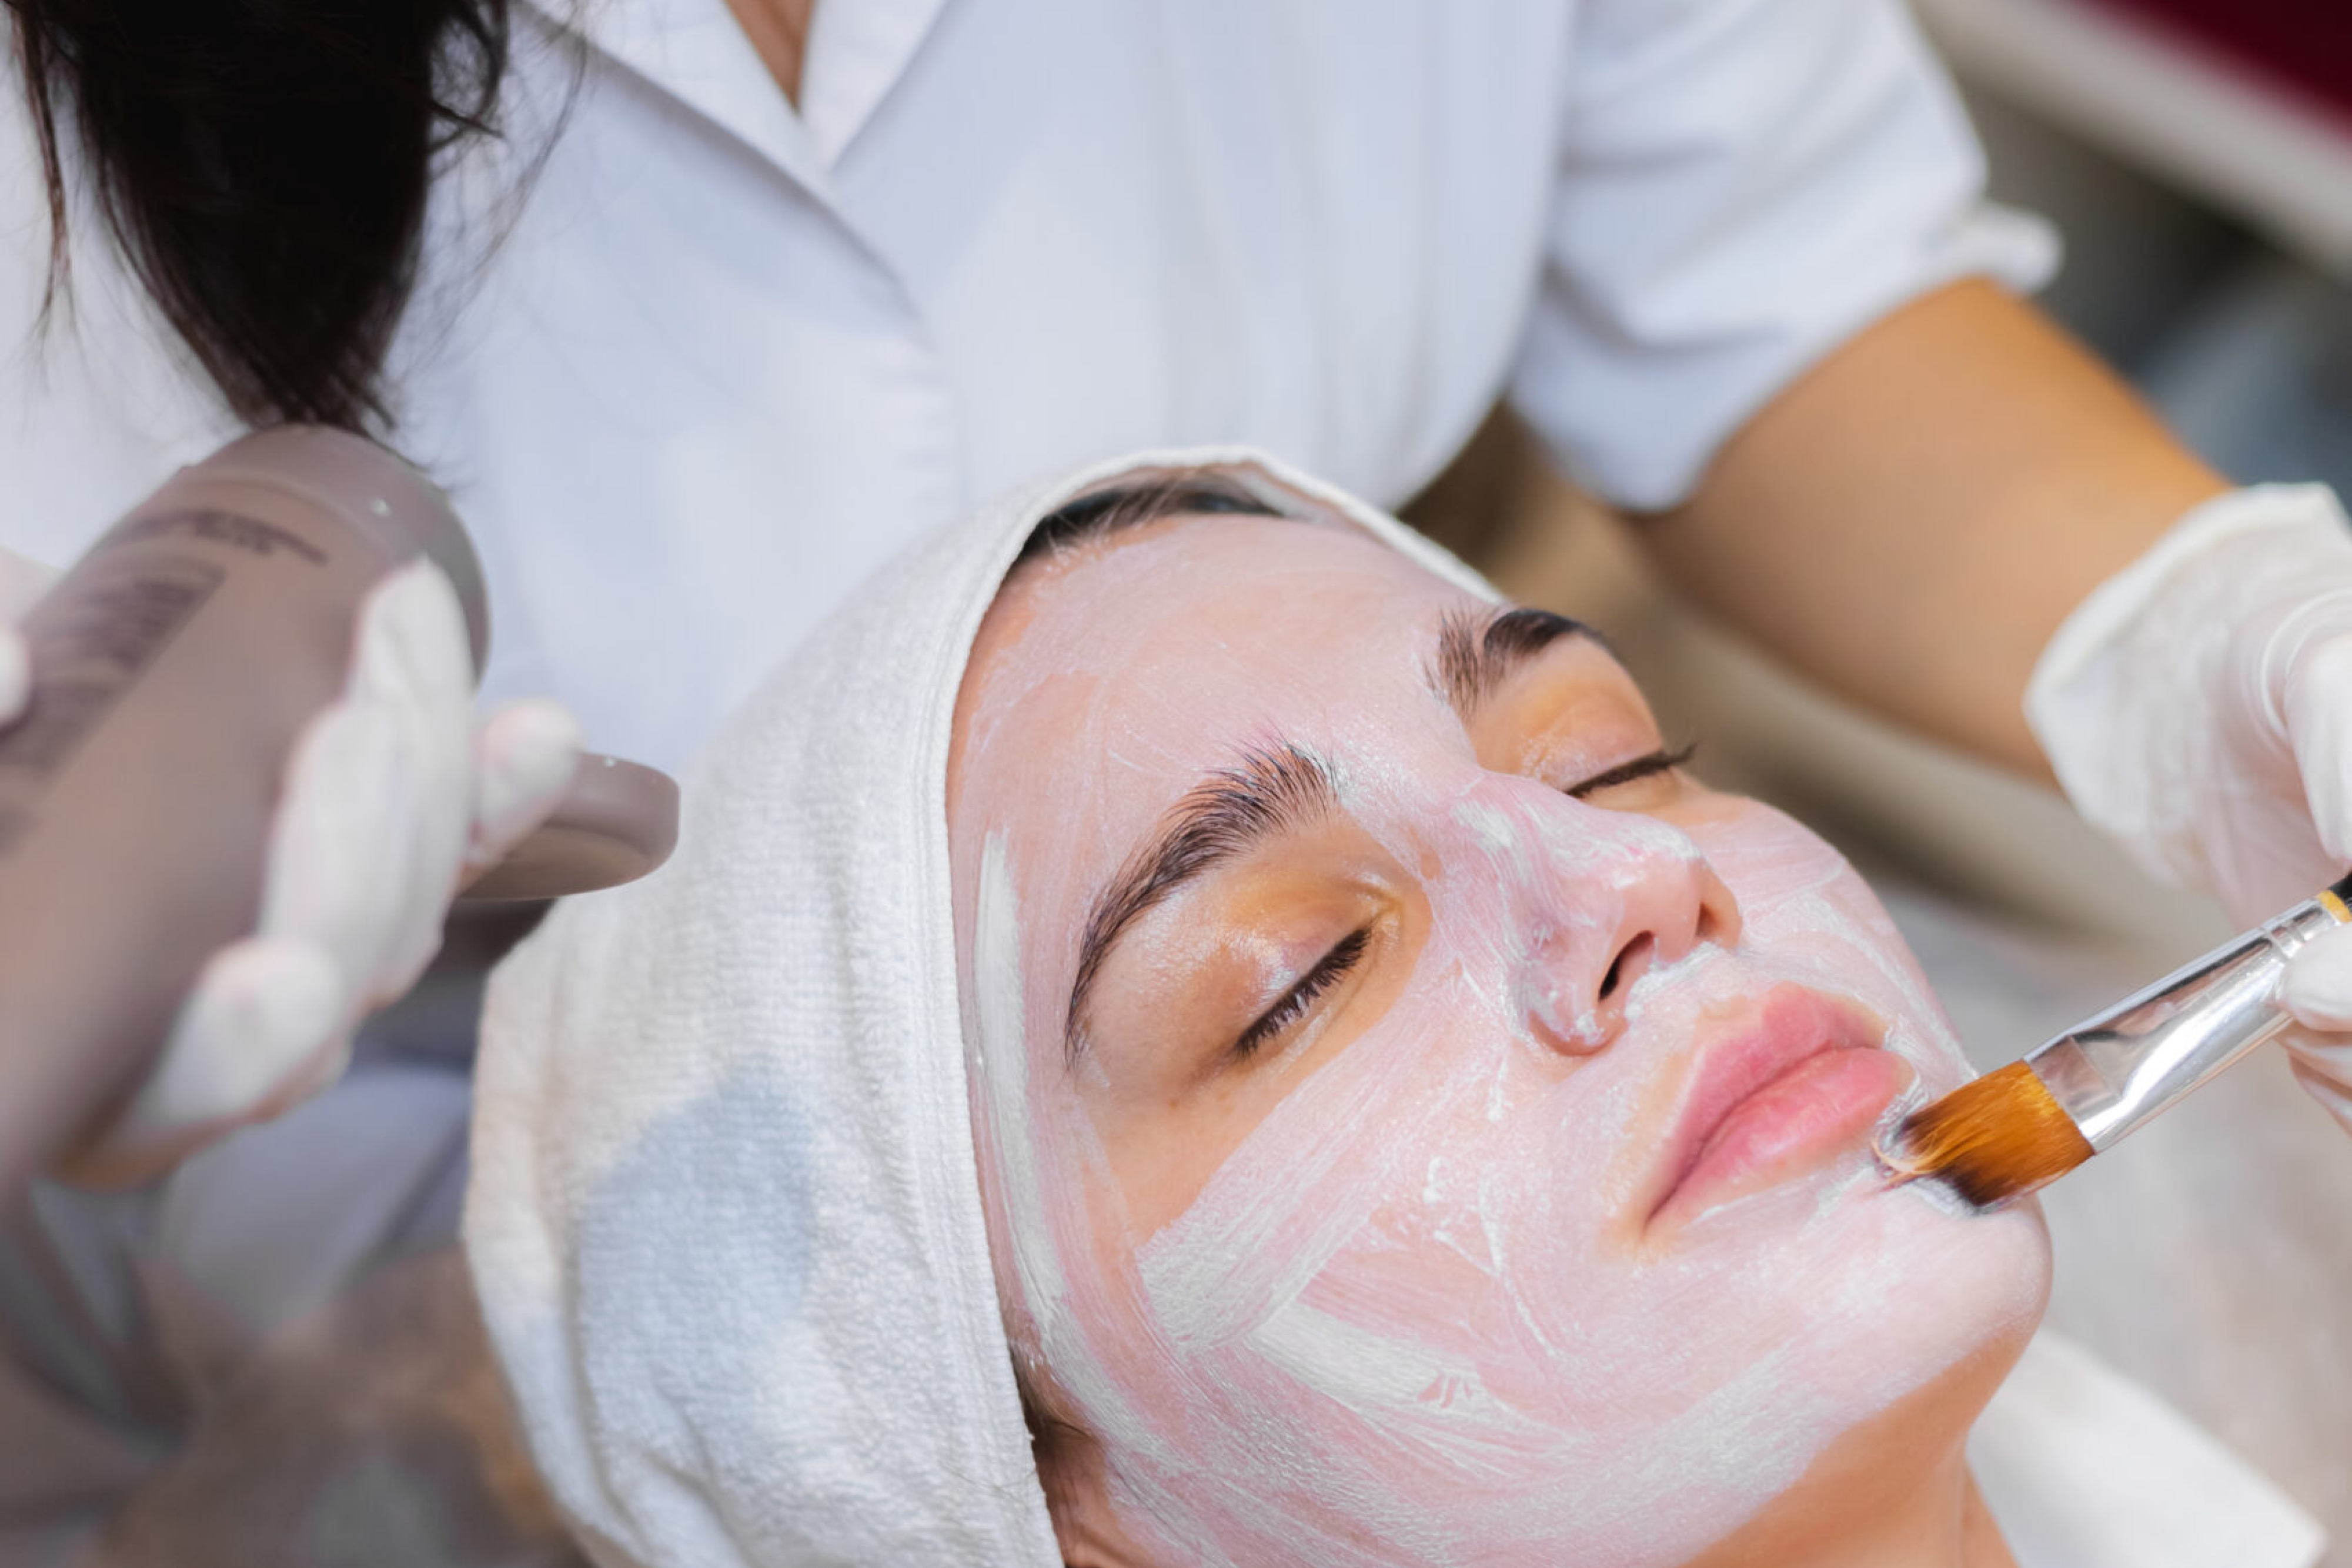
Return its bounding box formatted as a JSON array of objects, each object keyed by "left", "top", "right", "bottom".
[{"left": 2, "top": 0, "right": 2049, "bottom": 771}]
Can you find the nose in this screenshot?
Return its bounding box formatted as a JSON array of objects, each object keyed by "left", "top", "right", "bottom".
[{"left": 1508, "top": 811, "right": 1742, "bottom": 1058}]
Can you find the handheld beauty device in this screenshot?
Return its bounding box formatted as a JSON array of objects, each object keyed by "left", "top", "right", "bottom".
[{"left": 0, "top": 426, "right": 676, "bottom": 1196}]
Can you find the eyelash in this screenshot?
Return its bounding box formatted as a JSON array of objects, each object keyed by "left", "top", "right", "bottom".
[
  {"left": 1234, "top": 927, "right": 1371, "bottom": 1058},
  {"left": 1224, "top": 745, "right": 1688, "bottom": 1060},
  {"left": 1565, "top": 742, "right": 1695, "bottom": 799}
]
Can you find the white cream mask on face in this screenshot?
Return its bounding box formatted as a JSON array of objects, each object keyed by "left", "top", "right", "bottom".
[{"left": 952, "top": 513, "right": 2052, "bottom": 1567}]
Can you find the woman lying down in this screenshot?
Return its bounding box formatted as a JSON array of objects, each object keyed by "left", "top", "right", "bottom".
[{"left": 467, "top": 452, "right": 2323, "bottom": 1568}]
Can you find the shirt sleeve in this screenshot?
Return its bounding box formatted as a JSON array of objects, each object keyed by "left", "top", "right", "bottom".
[{"left": 1511, "top": 0, "right": 2058, "bottom": 511}]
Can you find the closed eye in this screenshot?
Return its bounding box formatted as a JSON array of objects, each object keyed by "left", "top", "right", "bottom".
[
  {"left": 1234, "top": 927, "right": 1371, "bottom": 1058},
  {"left": 1565, "top": 743, "right": 1695, "bottom": 800}
]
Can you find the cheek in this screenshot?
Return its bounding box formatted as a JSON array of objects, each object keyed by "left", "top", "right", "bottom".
[
  {"left": 1684, "top": 803, "right": 1975, "bottom": 1089},
  {"left": 1075, "top": 956, "right": 2044, "bottom": 1568},
  {"left": 997, "top": 792, "right": 2046, "bottom": 1566}
]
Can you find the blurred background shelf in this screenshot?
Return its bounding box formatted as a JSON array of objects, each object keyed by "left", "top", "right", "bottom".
[{"left": 1917, "top": 0, "right": 2352, "bottom": 278}]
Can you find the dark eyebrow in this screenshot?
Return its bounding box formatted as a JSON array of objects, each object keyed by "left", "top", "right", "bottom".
[
  {"left": 1065, "top": 742, "right": 1338, "bottom": 1066},
  {"left": 1429, "top": 606, "right": 1605, "bottom": 717}
]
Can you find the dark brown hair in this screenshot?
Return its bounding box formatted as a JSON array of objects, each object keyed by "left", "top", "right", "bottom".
[
  {"left": 9, "top": 1, "right": 523, "bottom": 430},
  {"left": 1017, "top": 472, "right": 1290, "bottom": 566}
]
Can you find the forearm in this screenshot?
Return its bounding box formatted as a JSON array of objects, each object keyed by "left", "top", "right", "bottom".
[{"left": 1641, "top": 279, "right": 2227, "bottom": 778}]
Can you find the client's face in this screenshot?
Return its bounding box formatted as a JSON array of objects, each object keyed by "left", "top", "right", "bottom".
[{"left": 947, "top": 506, "right": 2050, "bottom": 1567}]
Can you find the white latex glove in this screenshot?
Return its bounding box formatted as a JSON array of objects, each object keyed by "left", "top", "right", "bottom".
[
  {"left": 2027, "top": 483, "right": 2352, "bottom": 1133},
  {"left": 0, "top": 554, "right": 580, "bottom": 1186}
]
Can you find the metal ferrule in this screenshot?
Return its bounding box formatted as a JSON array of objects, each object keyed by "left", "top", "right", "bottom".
[{"left": 2027, "top": 894, "right": 2347, "bottom": 1151}]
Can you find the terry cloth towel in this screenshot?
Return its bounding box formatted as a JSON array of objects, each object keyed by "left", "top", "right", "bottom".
[{"left": 464, "top": 447, "right": 2324, "bottom": 1568}]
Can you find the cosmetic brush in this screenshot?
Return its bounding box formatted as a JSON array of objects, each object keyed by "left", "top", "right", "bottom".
[{"left": 1878, "top": 872, "right": 2352, "bottom": 1209}]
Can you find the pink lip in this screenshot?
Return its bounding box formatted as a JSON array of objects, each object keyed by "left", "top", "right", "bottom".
[{"left": 1646, "top": 984, "right": 1912, "bottom": 1228}]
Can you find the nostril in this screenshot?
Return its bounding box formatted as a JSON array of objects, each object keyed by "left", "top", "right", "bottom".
[
  {"left": 1695, "top": 868, "right": 1742, "bottom": 950},
  {"left": 1598, "top": 932, "right": 1655, "bottom": 1004}
]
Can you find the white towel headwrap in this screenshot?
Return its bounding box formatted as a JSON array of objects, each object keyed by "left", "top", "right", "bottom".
[{"left": 463, "top": 449, "right": 1483, "bottom": 1568}]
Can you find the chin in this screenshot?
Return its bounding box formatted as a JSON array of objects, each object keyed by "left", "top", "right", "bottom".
[{"left": 1778, "top": 1174, "right": 2052, "bottom": 1423}]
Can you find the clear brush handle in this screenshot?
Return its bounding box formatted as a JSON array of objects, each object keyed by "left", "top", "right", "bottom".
[{"left": 2028, "top": 873, "right": 2352, "bottom": 1149}]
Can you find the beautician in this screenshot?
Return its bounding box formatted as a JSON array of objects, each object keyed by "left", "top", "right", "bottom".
[{"left": 10, "top": 0, "right": 2352, "bottom": 1465}]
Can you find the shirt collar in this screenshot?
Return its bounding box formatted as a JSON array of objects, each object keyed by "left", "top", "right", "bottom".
[
  {"left": 799, "top": 0, "right": 949, "bottom": 165},
  {"left": 523, "top": 0, "right": 948, "bottom": 177}
]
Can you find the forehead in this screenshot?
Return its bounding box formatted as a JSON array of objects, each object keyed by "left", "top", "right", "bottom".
[
  {"left": 958, "top": 513, "right": 1476, "bottom": 781},
  {"left": 950, "top": 513, "right": 1485, "bottom": 920},
  {"left": 997, "top": 509, "right": 1464, "bottom": 645}
]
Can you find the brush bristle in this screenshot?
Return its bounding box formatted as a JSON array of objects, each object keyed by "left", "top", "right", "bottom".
[{"left": 1880, "top": 1061, "right": 2094, "bottom": 1209}]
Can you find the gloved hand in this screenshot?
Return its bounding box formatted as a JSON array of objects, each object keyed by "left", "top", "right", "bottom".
[
  {"left": 0, "top": 550, "right": 581, "bottom": 1187},
  {"left": 2026, "top": 483, "right": 2352, "bottom": 1133}
]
